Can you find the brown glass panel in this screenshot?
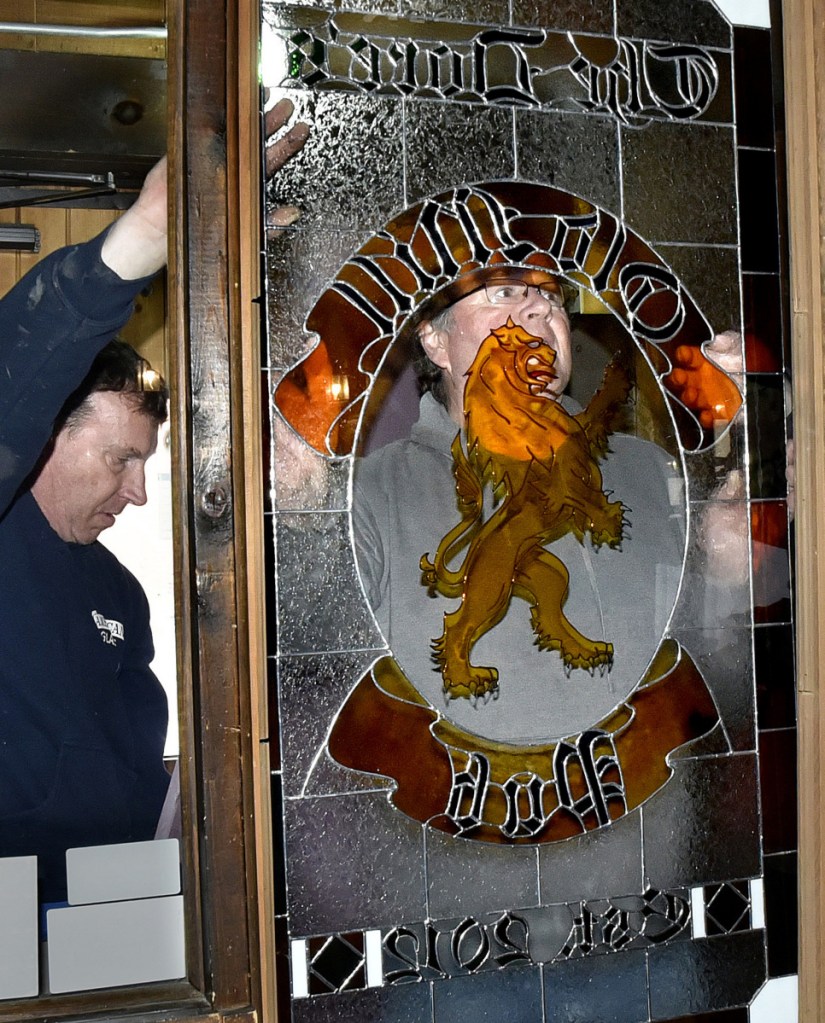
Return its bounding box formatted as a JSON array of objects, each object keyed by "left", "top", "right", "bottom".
[
  {"left": 743, "top": 272, "right": 783, "bottom": 372},
  {"left": 751, "top": 500, "right": 791, "bottom": 624}
]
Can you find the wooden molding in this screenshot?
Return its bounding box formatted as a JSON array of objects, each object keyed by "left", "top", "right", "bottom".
[
  {"left": 230, "top": 0, "right": 281, "bottom": 1019},
  {"left": 171, "top": 0, "right": 261, "bottom": 1014},
  {"left": 783, "top": 1, "right": 825, "bottom": 1019}
]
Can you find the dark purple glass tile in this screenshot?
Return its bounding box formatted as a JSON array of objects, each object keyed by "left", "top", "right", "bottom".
[
  {"left": 433, "top": 965, "right": 543, "bottom": 1023},
  {"left": 516, "top": 109, "right": 620, "bottom": 215},
  {"left": 266, "top": 92, "right": 405, "bottom": 233},
  {"left": 648, "top": 930, "right": 765, "bottom": 1018},
  {"left": 734, "top": 27, "right": 775, "bottom": 148},
  {"left": 754, "top": 624, "right": 796, "bottom": 729},
  {"left": 274, "top": 512, "right": 380, "bottom": 655},
  {"left": 738, "top": 148, "right": 780, "bottom": 273},
  {"left": 539, "top": 807, "right": 643, "bottom": 906},
  {"left": 515, "top": 0, "right": 614, "bottom": 34},
  {"left": 406, "top": 102, "right": 514, "bottom": 205},
  {"left": 308, "top": 932, "right": 366, "bottom": 994},
  {"left": 658, "top": 243, "right": 740, "bottom": 339},
  {"left": 274, "top": 916, "right": 292, "bottom": 1022},
  {"left": 676, "top": 627, "right": 754, "bottom": 752},
  {"left": 264, "top": 510, "right": 278, "bottom": 658},
  {"left": 617, "top": 0, "right": 731, "bottom": 47},
  {"left": 275, "top": 651, "right": 387, "bottom": 798},
  {"left": 267, "top": 656, "right": 280, "bottom": 764},
  {"left": 284, "top": 791, "right": 427, "bottom": 935},
  {"left": 623, "top": 122, "right": 737, "bottom": 245},
  {"left": 261, "top": 369, "right": 273, "bottom": 516},
  {"left": 764, "top": 851, "right": 798, "bottom": 977},
  {"left": 426, "top": 828, "right": 539, "bottom": 922},
  {"left": 743, "top": 273, "right": 783, "bottom": 373},
  {"left": 643, "top": 755, "right": 760, "bottom": 889},
  {"left": 759, "top": 727, "right": 798, "bottom": 854},
  {"left": 271, "top": 772, "right": 287, "bottom": 916},
  {"left": 544, "top": 948, "right": 648, "bottom": 1022},
  {"left": 704, "top": 881, "right": 751, "bottom": 936},
  {"left": 746, "top": 376, "right": 789, "bottom": 499},
  {"left": 292, "top": 978, "right": 434, "bottom": 1022},
  {"left": 655, "top": 1010, "right": 749, "bottom": 1023}
]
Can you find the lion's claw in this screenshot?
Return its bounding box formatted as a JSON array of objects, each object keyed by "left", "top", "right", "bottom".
[{"left": 442, "top": 666, "right": 500, "bottom": 702}]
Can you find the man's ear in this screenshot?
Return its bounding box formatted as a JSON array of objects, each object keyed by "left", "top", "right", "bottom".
[{"left": 418, "top": 320, "right": 451, "bottom": 372}]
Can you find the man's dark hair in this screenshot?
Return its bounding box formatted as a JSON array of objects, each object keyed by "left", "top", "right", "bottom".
[{"left": 56, "top": 338, "right": 169, "bottom": 434}]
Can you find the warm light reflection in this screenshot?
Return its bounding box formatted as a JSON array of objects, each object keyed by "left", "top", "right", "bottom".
[{"left": 329, "top": 376, "right": 350, "bottom": 402}]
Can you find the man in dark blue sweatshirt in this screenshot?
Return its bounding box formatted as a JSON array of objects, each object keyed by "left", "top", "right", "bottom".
[{"left": 0, "top": 158, "right": 173, "bottom": 903}]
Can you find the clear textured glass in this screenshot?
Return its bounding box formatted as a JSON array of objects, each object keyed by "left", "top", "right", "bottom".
[{"left": 263, "top": 4, "right": 793, "bottom": 1019}]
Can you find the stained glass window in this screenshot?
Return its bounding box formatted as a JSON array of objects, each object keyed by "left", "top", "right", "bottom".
[{"left": 262, "top": 3, "right": 796, "bottom": 1019}]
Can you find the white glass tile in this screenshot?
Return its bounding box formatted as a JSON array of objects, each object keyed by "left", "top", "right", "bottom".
[
  {"left": 690, "top": 886, "right": 707, "bottom": 939},
  {"left": 366, "top": 929, "right": 383, "bottom": 987},
  {"left": 291, "top": 939, "right": 309, "bottom": 998},
  {"left": 750, "top": 877, "right": 766, "bottom": 930},
  {"left": 750, "top": 975, "right": 798, "bottom": 1022},
  {"left": 712, "top": 0, "right": 770, "bottom": 27}
]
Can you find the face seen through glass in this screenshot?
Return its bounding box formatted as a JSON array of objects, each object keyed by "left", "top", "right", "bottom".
[{"left": 420, "top": 274, "right": 573, "bottom": 423}]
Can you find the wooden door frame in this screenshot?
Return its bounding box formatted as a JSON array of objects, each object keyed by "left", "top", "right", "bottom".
[
  {"left": 168, "top": 0, "right": 268, "bottom": 1014},
  {"left": 783, "top": 1, "right": 825, "bottom": 1020}
]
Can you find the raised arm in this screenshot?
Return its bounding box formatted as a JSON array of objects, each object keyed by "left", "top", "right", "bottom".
[
  {"left": 0, "top": 157, "right": 168, "bottom": 516},
  {"left": 101, "top": 155, "right": 168, "bottom": 280}
]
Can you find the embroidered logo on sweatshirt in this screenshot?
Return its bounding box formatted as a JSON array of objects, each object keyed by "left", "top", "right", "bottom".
[{"left": 92, "top": 610, "right": 125, "bottom": 646}]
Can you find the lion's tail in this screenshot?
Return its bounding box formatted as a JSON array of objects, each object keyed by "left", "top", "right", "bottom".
[{"left": 420, "top": 433, "right": 483, "bottom": 598}]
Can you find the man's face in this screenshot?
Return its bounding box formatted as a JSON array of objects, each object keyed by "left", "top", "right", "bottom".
[
  {"left": 420, "top": 274, "right": 573, "bottom": 422},
  {"left": 31, "top": 391, "right": 159, "bottom": 544}
]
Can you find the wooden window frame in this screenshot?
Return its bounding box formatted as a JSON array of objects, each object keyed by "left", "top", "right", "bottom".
[{"left": 784, "top": 1, "right": 825, "bottom": 1020}]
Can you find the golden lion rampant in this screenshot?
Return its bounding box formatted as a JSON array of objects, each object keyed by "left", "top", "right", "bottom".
[{"left": 420, "top": 318, "right": 631, "bottom": 701}]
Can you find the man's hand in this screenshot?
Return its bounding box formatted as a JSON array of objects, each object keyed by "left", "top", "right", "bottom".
[
  {"left": 264, "top": 97, "right": 310, "bottom": 233},
  {"left": 703, "top": 329, "right": 744, "bottom": 378},
  {"left": 101, "top": 156, "right": 168, "bottom": 281}
]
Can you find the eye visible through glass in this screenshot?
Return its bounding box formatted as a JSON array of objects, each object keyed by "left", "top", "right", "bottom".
[{"left": 482, "top": 279, "right": 570, "bottom": 311}]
